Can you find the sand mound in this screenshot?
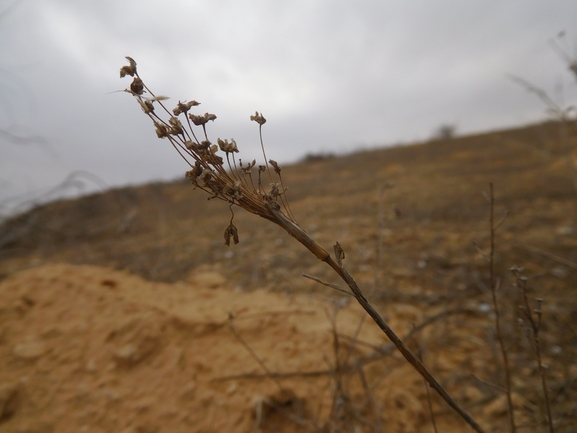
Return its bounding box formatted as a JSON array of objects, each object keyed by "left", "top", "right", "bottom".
[{"left": 0, "top": 264, "right": 484, "bottom": 432}]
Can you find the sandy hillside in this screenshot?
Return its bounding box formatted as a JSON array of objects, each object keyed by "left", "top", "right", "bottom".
[{"left": 0, "top": 263, "right": 496, "bottom": 433}]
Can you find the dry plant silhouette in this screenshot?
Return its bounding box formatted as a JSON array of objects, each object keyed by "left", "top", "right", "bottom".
[
  {"left": 548, "top": 31, "right": 577, "bottom": 84},
  {"left": 484, "top": 183, "right": 517, "bottom": 432},
  {"left": 510, "top": 266, "right": 555, "bottom": 433},
  {"left": 474, "top": 184, "right": 559, "bottom": 432},
  {"left": 509, "top": 32, "right": 577, "bottom": 207},
  {"left": 0, "top": 170, "right": 109, "bottom": 222},
  {"left": 119, "top": 56, "right": 485, "bottom": 432}
]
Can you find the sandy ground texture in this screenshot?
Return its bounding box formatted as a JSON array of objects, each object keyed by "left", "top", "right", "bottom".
[{"left": 0, "top": 263, "right": 511, "bottom": 433}]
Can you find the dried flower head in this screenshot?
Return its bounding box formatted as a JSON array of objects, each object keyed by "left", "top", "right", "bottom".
[
  {"left": 138, "top": 99, "right": 154, "bottom": 114},
  {"left": 269, "top": 159, "right": 281, "bottom": 174},
  {"left": 189, "top": 113, "right": 217, "bottom": 126},
  {"left": 154, "top": 121, "right": 169, "bottom": 139},
  {"left": 119, "top": 57, "right": 296, "bottom": 238},
  {"left": 217, "top": 138, "right": 239, "bottom": 154},
  {"left": 168, "top": 117, "right": 184, "bottom": 135},
  {"left": 250, "top": 111, "right": 267, "bottom": 125},
  {"left": 173, "top": 100, "right": 200, "bottom": 116},
  {"left": 119, "top": 56, "right": 137, "bottom": 77}
]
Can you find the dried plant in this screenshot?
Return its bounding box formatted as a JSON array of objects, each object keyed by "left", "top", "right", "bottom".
[
  {"left": 119, "top": 57, "right": 484, "bottom": 432},
  {"left": 509, "top": 32, "right": 577, "bottom": 213},
  {"left": 510, "top": 267, "right": 555, "bottom": 433},
  {"left": 412, "top": 333, "right": 438, "bottom": 433},
  {"left": 548, "top": 30, "right": 577, "bottom": 84},
  {"left": 486, "top": 183, "right": 516, "bottom": 433}
]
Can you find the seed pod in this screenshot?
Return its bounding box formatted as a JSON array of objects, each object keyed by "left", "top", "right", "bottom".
[
  {"left": 130, "top": 77, "right": 144, "bottom": 95},
  {"left": 224, "top": 223, "right": 239, "bottom": 246},
  {"left": 269, "top": 159, "right": 281, "bottom": 174}
]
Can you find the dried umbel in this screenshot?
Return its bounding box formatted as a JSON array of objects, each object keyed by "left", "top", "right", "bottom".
[
  {"left": 119, "top": 57, "right": 297, "bottom": 242},
  {"left": 118, "top": 57, "right": 484, "bottom": 433}
]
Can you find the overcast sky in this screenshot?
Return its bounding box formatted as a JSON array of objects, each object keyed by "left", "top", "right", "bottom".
[{"left": 1, "top": 0, "right": 576, "bottom": 215}]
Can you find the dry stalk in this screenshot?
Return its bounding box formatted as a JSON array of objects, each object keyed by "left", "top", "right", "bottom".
[
  {"left": 486, "top": 183, "right": 516, "bottom": 433},
  {"left": 227, "top": 314, "right": 284, "bottom": 392},
  {"left": 212, "top": 307, "right": 476, "bottom": 383},
  {"left": 355, "top": 359, "right": 383, "bottom": 433},
  {"left": 324, "top": 305, "right": 378, "bottom": 432},
  {"left": 119, "top": 57, "right": 484, "bottom": 433},
  {"left": 515, "top": 243, "right": 577, "bottom": 270},
  {"left": 412, "top": 331, "right": 438, "bottom": 433},
  {"left": 509, "top": 37, "right": 577, "bottom": 213},
  {"left": 548, "top": 31, "right": 577, "bottom": 84},
  {"left": 325, "top": 305, "right": 353, "bottom": 431},
  {"left": 373, "top": 182, "right": 394, "bottom": 298},
  {"left": 229, "top": 313, "right": 317, "bottom": 431},
  {"left": 510, "top": 267, "right": 555, "bottom": 433}
]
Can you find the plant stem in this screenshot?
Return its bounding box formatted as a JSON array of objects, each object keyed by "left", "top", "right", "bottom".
[
  {"left": 267, "top": 203, "right": 485, "bottom": 433},
  {"left": 488, "top": 183, "right": 516, "bottom": 433}
]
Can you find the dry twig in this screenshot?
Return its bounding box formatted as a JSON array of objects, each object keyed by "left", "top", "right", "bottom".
[
  {"left": 486, "top": 183, "right": 516, "bottom": 432},
  {"left": 510, "top": 267, "right": 555, "bottom": 433}
]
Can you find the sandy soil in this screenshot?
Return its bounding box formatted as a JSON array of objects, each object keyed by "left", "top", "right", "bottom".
[{"left": 0, "top": 263, "right": 504, "bottom": 433}]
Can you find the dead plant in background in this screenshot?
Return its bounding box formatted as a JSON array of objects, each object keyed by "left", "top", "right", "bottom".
[
  {"left": 486, "top": 183, "right": 516, "bottom": 433},
  {"left": 548, "top": 30, "right": 577, "bottom": 84},
  {"left": 509, "top": 31, "right": 577, "bottom": 210},
  {"left": 474, "top": 184, "right": 559, "bottom": 432},
  {"left": 118, "top": 57, "right": 485, "bottom": 432},
  {"left": 510, "top": 267, "right": 555, "bottom": 433}
]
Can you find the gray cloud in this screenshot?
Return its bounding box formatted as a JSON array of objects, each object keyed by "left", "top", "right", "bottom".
[{"left": 1, "top": 0, "right": 576, "bottom": 214}]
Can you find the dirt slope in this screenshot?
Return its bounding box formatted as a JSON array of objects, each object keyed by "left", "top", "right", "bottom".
[{"left": 0, "top": 263, "right": 491, "bottom": 433}]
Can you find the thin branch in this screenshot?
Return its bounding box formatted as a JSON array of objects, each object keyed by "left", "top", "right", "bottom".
[
  {"left": 212, "top": 307, "right": 479, "bottom": 384},
  {"left": 515, "top": 243, "right": 577, "bottom": 269},
  {"left": 302, "top": 273, "right": 353, "bottom": 296},
  {"left": 267, "top": 203, "right": 485, "bottom": 433},
  {"left": 512, "top": 269, "right": 555, "bottom": 433},
  {"left": 228, "top": 315, "right": 284, "bottom": 392},
  {"left": 471, "top": 374, "right": 507, "bottom": 394},
  {"left": 488, "top": 183, "right": 517, "bottom": 433},
  {"left": 413, "top": 334, "right": 438, "bottom": 433},
  {"left": 507, "top": 75, "right": 564, "bottom": 117}
]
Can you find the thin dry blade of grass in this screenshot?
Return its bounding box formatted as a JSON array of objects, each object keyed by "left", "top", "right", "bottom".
[{"left": 487, "top": 183, "right": 516, "bottom": 433}]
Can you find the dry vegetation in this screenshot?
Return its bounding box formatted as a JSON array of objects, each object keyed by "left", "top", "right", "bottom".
[{"left": 1, "top": 61, "right": 577, "bottom": 431}]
